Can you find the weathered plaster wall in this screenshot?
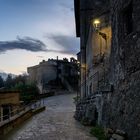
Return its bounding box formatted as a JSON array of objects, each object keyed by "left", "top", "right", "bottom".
[
  {"left": 28, "top": 62, "right": 57, "bottom": 84},
  {"left": 86, "top": 24, "right": 111, "bottom": 95},
  {"left": 79, "top": 0, "right": 110, "bottom": 98},
  {"left": 28, "top": 61, "right": 57, "bottom": 93}
]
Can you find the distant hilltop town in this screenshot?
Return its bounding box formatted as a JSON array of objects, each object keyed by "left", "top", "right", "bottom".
[{"left": 27, "top": 57, "right": 79, "bottom": 94}]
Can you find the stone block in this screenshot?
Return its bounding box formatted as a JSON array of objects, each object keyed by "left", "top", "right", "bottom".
[
  {"left": 115, "top": 129, "right": 126, "bottom": 137},
  {"left": 111, "top": 134, "right": 125, "bottom": 140}
]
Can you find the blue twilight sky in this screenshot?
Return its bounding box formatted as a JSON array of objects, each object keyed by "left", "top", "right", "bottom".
[{"left": 0, "top": 0, "right": 79, "bottom": 74}]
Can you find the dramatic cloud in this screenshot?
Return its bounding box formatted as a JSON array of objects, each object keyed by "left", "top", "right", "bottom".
[
  {"left": 0, "top": 35, "right": 79, "bottom": 55},
  {"left": 0, "top": 0, "right": 78, "bottom": 74},
  {"left": 47, "top": 34, "right": 79, "bottom": 55},
  {"left": 0, "top": 37, "right": 47, "bottom": 53}
]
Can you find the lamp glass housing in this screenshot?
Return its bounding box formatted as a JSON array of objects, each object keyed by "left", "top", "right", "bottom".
[{"left": 93, "top": 19, "right": 100, "bottom": 31}]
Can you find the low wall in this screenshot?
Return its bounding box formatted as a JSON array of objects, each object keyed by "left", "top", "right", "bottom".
[
  {"left": 0, "top": 106, "right": 46, "bottom": 135},
  {"left": 75, "top": 95, "right": 97, "bottom": 125},
  {"left": 74, "top": 93, "right": 107, "bottom": 126},
  {"left": 74, "top": 98, "right": 97, "bottom": 125},
  {"left": 0, "top": 110, "right": 32, "bottom": 135},
  {"left": 32, "top": 106, "right": 46, "bottom": 115}
]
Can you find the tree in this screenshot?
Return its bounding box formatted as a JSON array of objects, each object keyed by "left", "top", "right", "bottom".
[
  {"left": 5, "top": 74, "right": 13, "bottom": 88},
  {"left": 0, "top": 76, "right": 4, "bottom": 88},
  {"left": 4, "top": 74, "right": 39, "bottom": 103},
  {"left": 5, "top": 74, "right": 27, "bottom": 89},
  {"left": 14, "top": 82, "right": 39, "bottom": 104}
]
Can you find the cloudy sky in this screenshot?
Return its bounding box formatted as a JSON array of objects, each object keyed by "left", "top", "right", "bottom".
[{"left": 0, "top": 0, "right": 79, "bottom": 74}]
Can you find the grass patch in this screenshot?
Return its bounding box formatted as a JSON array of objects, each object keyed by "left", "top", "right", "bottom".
[{"left": 90, "top": 125, "right": 107, "bottom": 140}]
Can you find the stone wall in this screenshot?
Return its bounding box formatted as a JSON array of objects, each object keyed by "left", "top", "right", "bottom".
[
  {"left": 105, "top": 0, "right": 140, "bottom": 139},
  {"left": 75, "top": 93, "right": 106, "bottom": 126},
  {"left": 75, "top": 95, "right": 97, "bottom": 125},
  {"left": 105, "top": 71, "right": 140, "bottom": 140},
  {"left": 75, "top": 0, "right": 140, "bottom": 139}
]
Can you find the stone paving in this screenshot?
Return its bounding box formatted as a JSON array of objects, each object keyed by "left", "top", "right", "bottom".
[{"left": 1, "top": 94, "right": 97, "bottom": 140}]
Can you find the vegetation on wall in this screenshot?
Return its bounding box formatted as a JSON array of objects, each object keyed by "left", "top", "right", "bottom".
[{"left": 90, "top": 125, "right": 107, "bottom": 140}]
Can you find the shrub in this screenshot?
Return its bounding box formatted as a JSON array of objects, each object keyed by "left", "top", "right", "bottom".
[{"left": 90, "top": 125, "right": 107, "bottom": 140}]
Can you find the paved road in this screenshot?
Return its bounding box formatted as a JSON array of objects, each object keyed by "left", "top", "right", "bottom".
[{"left": 2, "top": 94, "right": 97, "bottom": 140}]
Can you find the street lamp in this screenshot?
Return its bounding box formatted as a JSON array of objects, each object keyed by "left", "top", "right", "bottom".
[
  {"left": 93, "top": 19, "right": 100, "bottom": 31},
  {"left": 92, "top": 19, "right": 107, "bottom": 41}
]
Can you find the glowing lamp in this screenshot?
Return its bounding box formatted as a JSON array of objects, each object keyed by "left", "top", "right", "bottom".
[{"left": 93, "top": 19, "right": 100, "bottom": 31}]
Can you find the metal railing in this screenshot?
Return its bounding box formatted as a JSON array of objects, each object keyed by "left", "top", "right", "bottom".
[
  {"left": 0, "top": 100, "right": 45, "bottom": 127},
  {"left": 0, "top": 105, "right": 31, "bottom": 127}
]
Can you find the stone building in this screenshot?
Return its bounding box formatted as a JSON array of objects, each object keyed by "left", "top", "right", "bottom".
[
  {"left": 74, "top": 0, "right": 111, "bottom": 124},
  {"left": 27, "top": 57, "right": 79, "bottom": 94},
  {"left": 0, "top": 91, "right": 20, "bottom": 121},
  {"left": 74, "top": 0, "right": 140, "bottom": 139},
  {"left": 74, "top": 0, "right": 111, "bottom": 98}
]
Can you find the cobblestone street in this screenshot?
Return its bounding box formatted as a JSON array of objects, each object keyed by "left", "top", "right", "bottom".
[{"left": 2, "top": 94, "right": 97, "bottom": 140}]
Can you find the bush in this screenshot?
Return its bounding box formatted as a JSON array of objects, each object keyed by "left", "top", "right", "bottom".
[
  {"left": 73, "top": 96, "right": 80, "bottom": 103},
  {"left": 13, "top": 82, "right": 39, "bottom": 104},
  {"left": 90, "top": 125, "right": 107, "bottom": 140}
]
